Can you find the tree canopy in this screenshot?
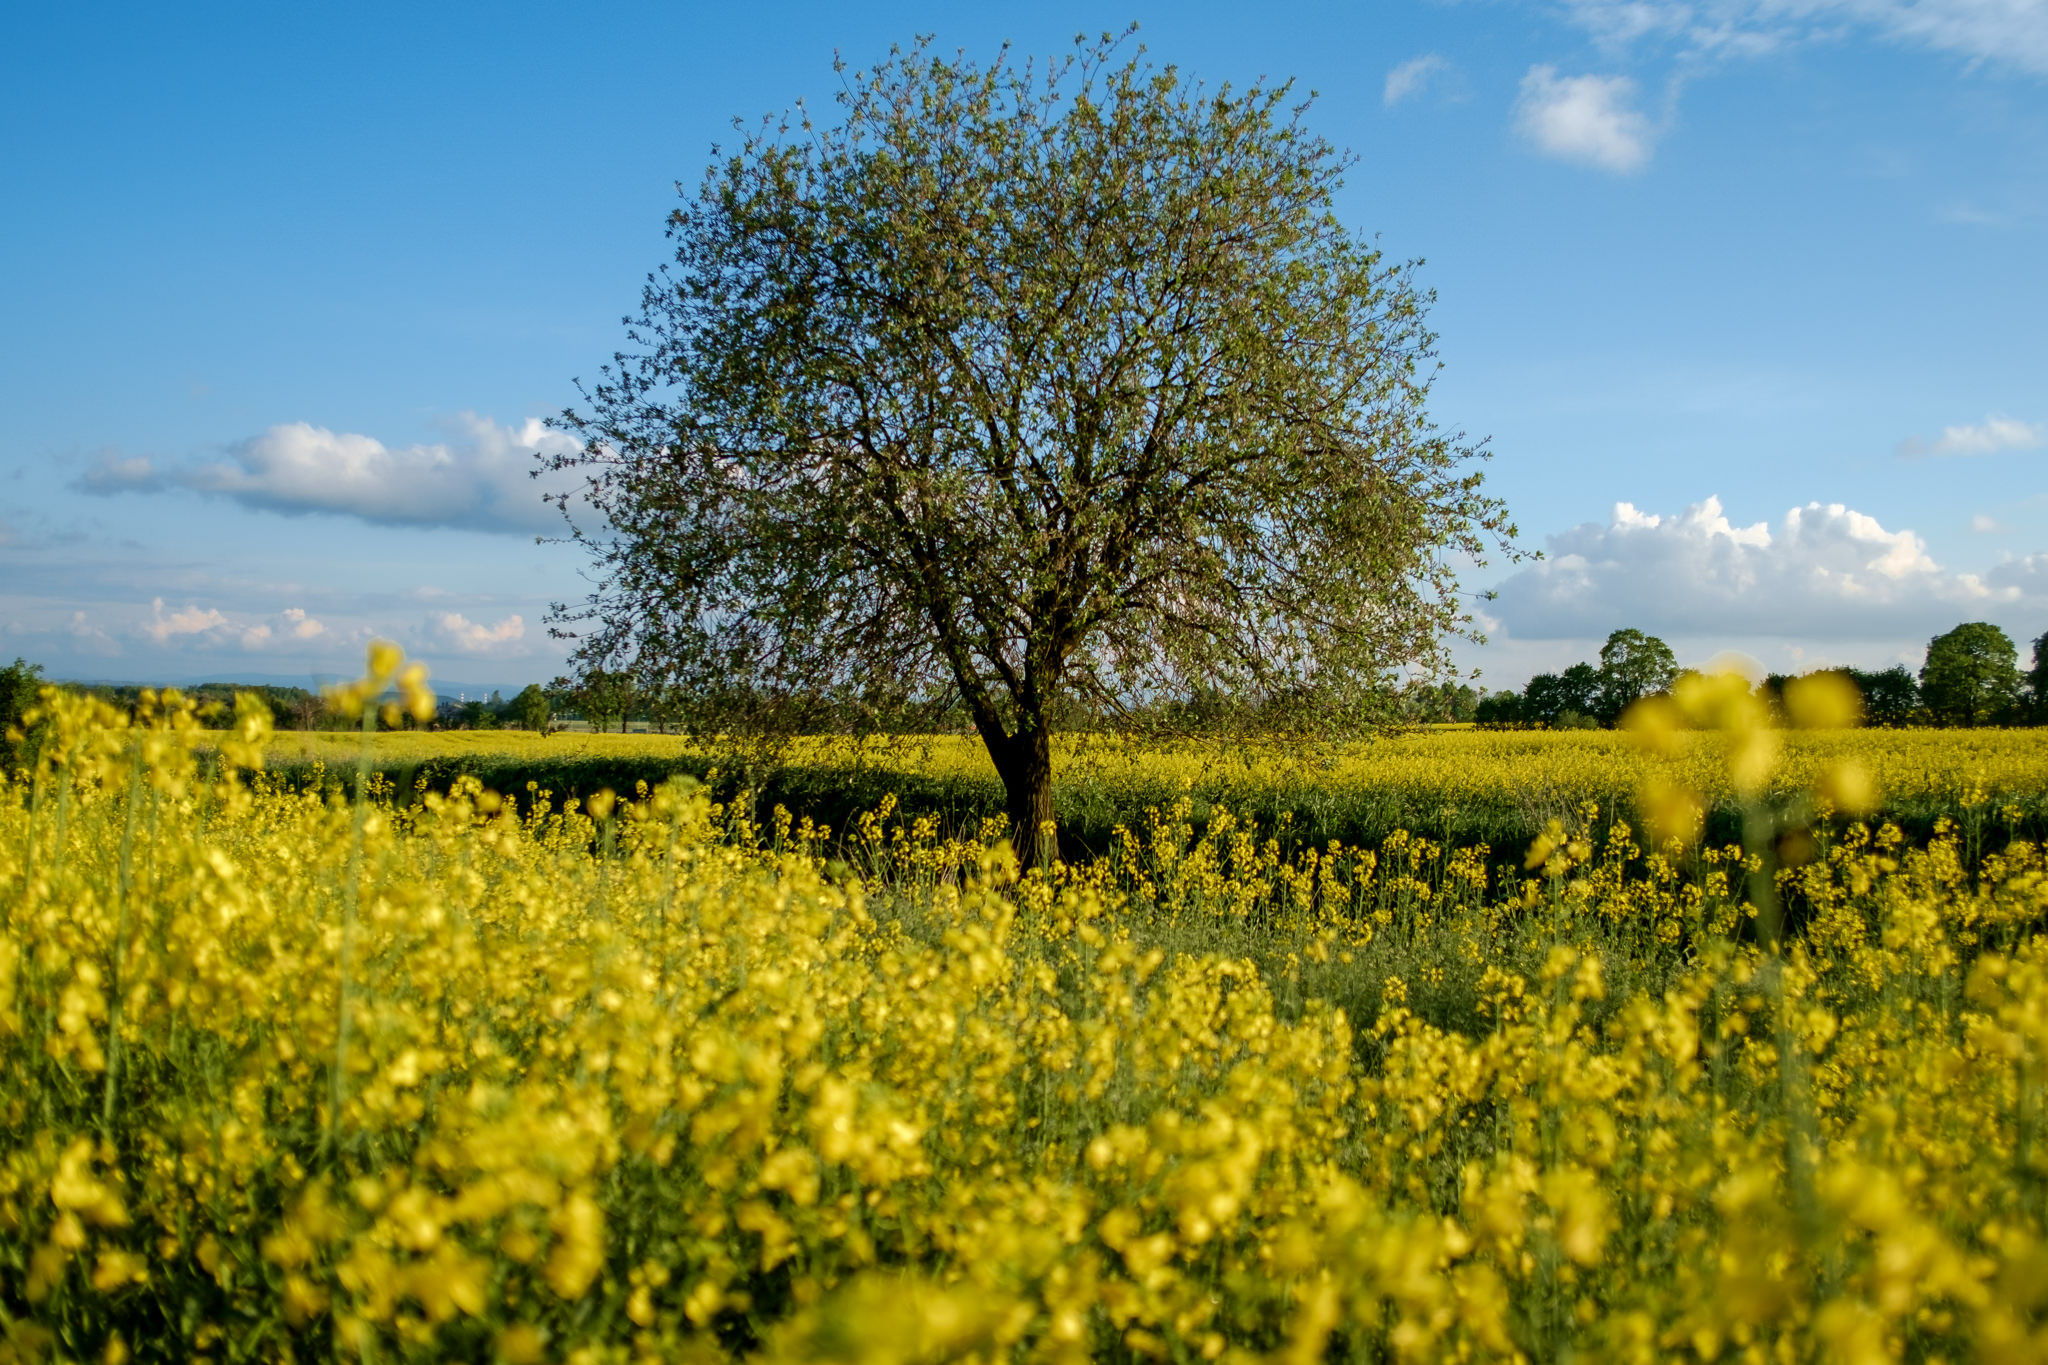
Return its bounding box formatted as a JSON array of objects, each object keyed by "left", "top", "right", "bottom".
[
  {"left": 546, "top": 32, "right": 1515, "bottom": 862},
  {"left": 1595, "top": 627, "right": 1678, "bottom": 722},
  {"left": 1919, "top": 622, "right": 2020, "bottom": 727}
]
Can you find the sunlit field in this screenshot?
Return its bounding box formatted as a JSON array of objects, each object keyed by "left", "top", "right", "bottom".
[
  {"left": 5, "top": 683, "right": 2048, "bottom": 1363},
  {"left": 257, "top": 725, "right": 2048, "bottom": 857}
]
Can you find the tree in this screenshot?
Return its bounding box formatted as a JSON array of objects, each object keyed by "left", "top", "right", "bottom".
[
  {"left": 510, "top": 684, "right": 552, "bottom": 734},
  {"left": 2028, "top": 632, "right": 2048, "bottom": 724},
  {"left": 1399, "top": 679, "right": 1478, "bottom": 724},
  {"left": 555, "top": 669, "right": 637, "bottom": 733},
  {"left": 1919, "top": 622, "right": 2020, "bottom": 726},
  {"left": 1473, "top": 690, "right": 1525, "bottom": 725},
  {"left": 1595, "top": 627, "right": 1678, "bottom": 722},
  {"left": 1843, "top": 665, "right": 1920, "bottom": 727},
  {"left": 545, "top": 33, "right": 1515, "bottom": 865},
  {"left": 1522, "top": 664, "right": 1601, "bottom": 728},
  {"left": 0, "top": 657, "right": 46, "bottom": 767}
]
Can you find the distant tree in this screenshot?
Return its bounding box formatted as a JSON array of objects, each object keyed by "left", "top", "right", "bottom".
[
  {"left": 1400, "top": 680, "right": 1478, "bottom": 724},
  {"left": 557, "top": 669, "right": 635, "bottom": 733},
  {"left": 1595, "top": 627, "right": 1678, "bottom": 722},
  {"left": 0, "top": 657, "right": 47, "bottom": 767},
  {"left": 1523, "top": 663, "right": 1601, "bottom": 728},
  {"left": 1919, "top": 622, "right": 2021, "bottom": 727},
  {"left": 2028, "top": 631, "right": 2048, "bottom": 724},
  {"left": 510, "top": 684, "right": 552, "bottom": 734},
  {"left": 542, "top": 34, "right": 1515, "bottom": 865},
  {"left": 1842, "top": 665, "right": 1921, "bottom": 727},
  {"left": 1473, "top": 690, "right": 1524, "bottom": 726}
]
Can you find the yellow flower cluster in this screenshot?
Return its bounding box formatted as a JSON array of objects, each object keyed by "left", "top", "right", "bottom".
[{"left": 3, "top": 675, "right": 2048, "bottom": 1363}]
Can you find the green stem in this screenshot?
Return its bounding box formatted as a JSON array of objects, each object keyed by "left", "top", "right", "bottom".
[
  {"left": 328, "top": 702, "right": 373, "bottom": 1161},
  {"left": 1741, "top": 797, "right": 1823, "bottom": 1261},
  {"left": 100, "top": 741, "right": 145, "bottom": 1136}
]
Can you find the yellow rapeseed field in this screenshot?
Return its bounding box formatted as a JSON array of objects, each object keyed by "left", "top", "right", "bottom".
[
  {"left": 258, "top": 725, "right": 2048, "bottom": 814},
  {"left": 258, "top": 724, "right": 2048, "bottom": 859},
  {"left": 5, "top": 665, "right": 2048, "bottom": 1362}
]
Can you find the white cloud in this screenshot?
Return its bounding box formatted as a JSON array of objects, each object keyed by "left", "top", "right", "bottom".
[
  {"left": 1554, "top": 1, "right": 2048, "bottom": 75},
  {"left": 1514, "top": 66, "right": 1658, "bottom": 172},
  {"left": 1897, "top": 413, "right": 2044, "bottom": 457},
  {"left": 144, "top": 599, "right": 231, "bottom": 644},
  {"left": 138, "top": 600, "right": 345, "bottom": 653},
  {"left": 79, "top": 413, "right": 584, "bottom": 535},
  {"left": 282, "top": 607, "right": 326, "bottom": 639},
  {"left": 1970, "top": 513, "right": 2004, "bottom": 533},
  {"left": 1384, "top": 54, "right": 1449, "bottom": 105},
  {"left": 1488, "top": 495, "right": 2037, "bottom": 639},
  {"left": 427, "top": 611, "right": 527, "bottom": 654}
]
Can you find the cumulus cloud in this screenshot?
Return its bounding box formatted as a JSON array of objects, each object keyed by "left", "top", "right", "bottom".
[
  {"left": 1514, "top": 66, "right": 1657, "bottom": 172},
  {"left": 141, "top": 601, "right": 340, "bottom": 652},
  {"left": 427, "top": 611, "right": 527, "bottom": 654},
  {"left": 1488, "top": 495, "right": 2037, "bottom": 639},
  {"left": 1384, "top": 54, "right": 1449, "bottom": 105},
  {"left": 282, "top": 607, "right": 326, "bottom": 639},
  {"left": 1897, "top": 414, "right": 2044, "bottom": 458},
  {"left": 78, "top": 413, "right": 584, "bottom": 535},
  {"left": 145, "top": 599, "right": 231, "bottom": 644},
  {"left": 1554, "top": 0, "right": 2048, "bottom": 75}
]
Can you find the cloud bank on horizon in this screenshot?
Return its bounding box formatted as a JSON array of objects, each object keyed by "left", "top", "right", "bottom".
[{"left": 1486, "top": 496, "right": 2047, "bottom": 644}]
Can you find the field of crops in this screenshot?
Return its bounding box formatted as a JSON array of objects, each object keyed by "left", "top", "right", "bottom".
[
  {"left": 6, "top": 685, "right": 2048, "bottom": 1362},
  {"left": 257, "top": 724, "right": 2048, "bottom": 860}
]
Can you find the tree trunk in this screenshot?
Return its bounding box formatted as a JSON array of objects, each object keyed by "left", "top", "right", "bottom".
[{"left": 990, "top": 726, "right": 1057, "bottom": 872}]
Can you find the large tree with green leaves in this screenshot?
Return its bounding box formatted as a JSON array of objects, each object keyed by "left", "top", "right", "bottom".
[
  {"left": 1595, "top": 627, "right": 1678, "bottom": 722},
  {"left": 1919, "top": 622, "right": 2021, "bottom": 727},
  {"left": 546, "top": 32, "right": 1515, "bottom": 864}
]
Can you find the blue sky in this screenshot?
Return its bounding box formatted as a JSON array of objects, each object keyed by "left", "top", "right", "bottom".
[{"left": 3, "top": 0, "right": 2044, "bottom": 694}]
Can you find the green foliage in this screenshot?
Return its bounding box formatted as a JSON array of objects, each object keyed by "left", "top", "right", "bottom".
[
  {"left": 1844, "top": 664, "right": 1922, "bottom": 726},
  {"left": 1521, "top": 662, "right": 1602, "bottom": 727},
  {"left": 1595, "top": 626, "right": 1679, "bottom": 721},
  {"left": 2028, "top": 631, "right": 2048, "bottom": 723},
  {"left": 0, "top": 656, "right": 46, "bottom": 766},
  {"left": 1920, "top": 621, "right": 2021, "bottom": 726},
  {"left": 509, "top": 683, "right": 552, "bottom": 734},
  {"left": 552, "top": 669, "right": 636, "bottom": 732},
  {"left": 1481, "top": 628, "right": 1677, "bottom": 729},
  {"left": 546, "top": 31, "right": 1515, "bottom": 861}
]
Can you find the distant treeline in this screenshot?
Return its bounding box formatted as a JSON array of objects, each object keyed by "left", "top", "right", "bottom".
[
  {"left": 1476, "top": 622, "right": 2048, "bottom": 729},
  {"left": 0, "top": 661, "right": 560, "bottom": 747}
]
